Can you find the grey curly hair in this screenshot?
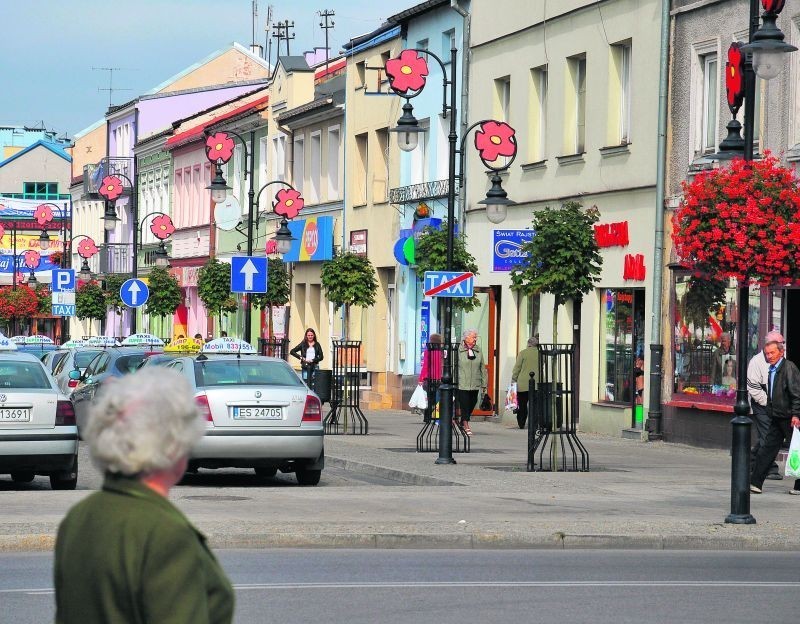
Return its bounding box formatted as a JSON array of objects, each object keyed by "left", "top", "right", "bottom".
[{"left": 85, "top": 367, "right": 205, "bottom": 475}]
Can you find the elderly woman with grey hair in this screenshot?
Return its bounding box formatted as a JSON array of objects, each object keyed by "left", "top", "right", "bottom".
[
  {"left": 456, "top": 329, "right": 487, "bottom": 435},
  {"left": 511, "top": 336, "right": 540, "bottom": 429},
  {"left": 54, "top": 368, "right": 234, "bottom": 624}
]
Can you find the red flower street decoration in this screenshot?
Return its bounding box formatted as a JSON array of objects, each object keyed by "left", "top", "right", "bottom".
[
  {"left": 0, "top": 285, "right": 39, "bottom": 321},
  {"left": 205, "top": 132, "right": 235, "bottom": 164},
  {"left": 726, "top": 43, "right": 745, "bottom": 114},
  {"left": 474, "top": 121, "right": 517, "bottom": 163},
  {"left": 385, "top": 50, "right": 429, "bottom": 94},
  {"left": 265, "top": 239, "right": 278, "bottom": 255},
  {"left": 23, "top": 250, "right": 41, "bottom": 269},
  {"left": 98, "top": 175, "right": 124, "bottom": 202},
  {"left": 672, "top": 152, "right": 800, "bottom": 286},
  {"left": 762, "top": 0, "right": 786, "bottom": 13},
  {"left": 273, "top": 188, "right": 304, "bottom": 219},
  {"left": 150, "top": 214, "right": 175, "bottom": 240},
  {"left": 33, "top": 204, "right": 54, "bottom": 226},
  {"left": 77, "top": 237, "right": 99, "bottom": 259}
]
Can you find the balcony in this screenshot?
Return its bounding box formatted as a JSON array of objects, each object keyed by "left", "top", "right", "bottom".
[
  {"left": 389, "top": 179, "right": 449, "bottom": 205},
  {"left": 83, "top": 157, "right": 134, "bottom": 198},
  {"left": 98, "top": 243, "right": 133, "bottom": 275}
]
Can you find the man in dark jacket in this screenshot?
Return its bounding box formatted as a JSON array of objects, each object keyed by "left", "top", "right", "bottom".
[{"left": 750, "top": 337, "right": 800, "bottom": 495}]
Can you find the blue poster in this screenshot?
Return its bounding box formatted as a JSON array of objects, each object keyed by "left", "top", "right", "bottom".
[
  {"left": 0, "top": 254, "right": 61, "bottom": 274},
  {"left": 283, "top": 216, "right": 334, "bottom": 262},
  {"left": 492, "top": 229, "right": 534, "bottom": 272},
  {"left": 419, "top": 300, "right": 430, "bottom": 372}
]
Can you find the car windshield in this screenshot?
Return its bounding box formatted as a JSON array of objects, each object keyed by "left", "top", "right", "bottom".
[
  {"left": 117, "top": 354, "right": 147, "bottom": 373},
  {"left": 0, "top": 361, "right": 52, "bottom": 389},
  {"left": 74, "top": 350, "right": 103, "bottom": 368},
  {"left": 194, "top": 359, "right": 303, "bottom": 388}
]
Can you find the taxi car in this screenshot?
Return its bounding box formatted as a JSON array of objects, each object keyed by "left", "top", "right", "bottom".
[
  {"left": 162, "top": 338, "right": 324, "bottom": 485},
  {"left": 0, "top": 341, "right": 79, "bottom": 489}
]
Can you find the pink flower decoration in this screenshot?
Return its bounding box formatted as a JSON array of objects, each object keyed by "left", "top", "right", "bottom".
[
  {"left": 265, "top": 239, "right": 278, "bottom": 255},
  {"left": 474, "top": 121, "right": 517, "bottom": 162},
  {"left": 385, "top": 50, "right": 429, "bottom": 94},
  {"left": 150, "top": 214, "right": 175, "bottom": 240},
  {"left": 273, "top": 188, "right": 304, "bottom": 219},
  {"left": 77, "top": 237, "right": 99, "bottom": 259},
  {"left": 98, "top": 175, "right": 124, "bottom": 201},
  {"left": 34, "top": 204, "right": 54, "bottom": 226},
  {"left": 205, "top": 132, "right": 235, "bottom": 164},
  {"left": 23, "top": 250, "right": 41, "bottom": 269}
]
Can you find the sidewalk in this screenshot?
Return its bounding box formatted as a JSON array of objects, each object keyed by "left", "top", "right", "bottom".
[{"left": 1, "top": 409, "right": 798, "bottom": 552}]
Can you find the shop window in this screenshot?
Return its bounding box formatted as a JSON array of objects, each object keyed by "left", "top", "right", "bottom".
[
  {"left": 672, "top": 274, "right": 760, "bottom": 403},
  {"left": 599, "top": 288, "right": 645, "bottom": 405}
]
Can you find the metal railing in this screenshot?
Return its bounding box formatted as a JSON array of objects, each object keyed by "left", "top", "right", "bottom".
[
  {"left": 83, "top": 157, "right": 134, "bottom": 197},
  {"left": 258, "top": 337, "right": 289, "bottom": 360},
  {"left": 324, "top": 341, "right": 368, "bottom": 435}
]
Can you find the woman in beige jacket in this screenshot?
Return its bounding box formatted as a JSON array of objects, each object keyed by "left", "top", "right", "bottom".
[
  {"left": 512, "top": 336, "right": 540, "bottom": 429},
  {"left": 456, "top": 329, "right": 487, "bottom": 435}
]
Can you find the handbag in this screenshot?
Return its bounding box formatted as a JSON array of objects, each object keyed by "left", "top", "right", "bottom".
[
  {"left": 480, "top": 392, "right": 493, "bottom": 412},
  {"left": 786, "top": 426, "right": 800, "bottom": 478},
  {"left": 409, "top": 384, "right": 428, "bottom": 410},
  {"left": 505, "top": 383, "right": 518, "bottom": 411}
]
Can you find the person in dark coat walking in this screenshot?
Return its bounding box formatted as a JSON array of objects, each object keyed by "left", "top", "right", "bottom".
[
  {"left": 290, "top": 328, "right": 324, "bottom": 386},
  {"left": 747, "top": 331, "right": 785, "bottom": 480},
  {"left": 750, "top": 337, "right": 800, "bottom": 495},
  {"left": 54, "top": 368, "right": 234, "bottom": 624},
  {"left": 511, "top": 336, "right": 539, "bottom": 429}
]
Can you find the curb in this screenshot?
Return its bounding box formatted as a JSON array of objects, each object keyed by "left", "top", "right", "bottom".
[{"left": 326, "top": 456, "right": 464, "bottom": 487}]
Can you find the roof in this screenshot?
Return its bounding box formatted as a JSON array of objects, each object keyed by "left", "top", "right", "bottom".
[
  {"left": 165, "top": 94, "right": 269, "bottom": 149},
  {"left": 275, "top": 56, "right": 313, "bottom": 73},
  {"left": 0, "top": 140, "right": 72, "bottom": 168},
  {"left": 387, "top": 0, "right": 450, "bottom": 24},
  {"left": 342, "top": 23, "right": 399, "bottom": 52}
]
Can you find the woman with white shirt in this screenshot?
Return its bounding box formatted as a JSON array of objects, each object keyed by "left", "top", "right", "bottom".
[{"left": 290, "top": 328, "right": 324, "bottom": 386}]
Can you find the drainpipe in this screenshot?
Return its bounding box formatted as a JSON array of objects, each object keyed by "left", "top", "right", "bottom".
[
  {"left": 646, "top": 0, "right": 671, "bottom": 441},
  {"left": 451, "top": 0, "right": 470, "bottom": 233}
]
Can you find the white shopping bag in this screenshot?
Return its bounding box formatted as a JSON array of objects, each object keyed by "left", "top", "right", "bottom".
[
  {"left": 409, "top": 385, "right": 428, "bottom": 410},
  {"left": 505, "top": 382, "right": 518, "bottom": 411},
  {"left": 786, "top": 426, "right": 800, "bottom": 478}
]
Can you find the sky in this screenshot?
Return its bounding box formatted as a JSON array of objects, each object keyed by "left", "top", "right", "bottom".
[{"left": 0, "top": 0, "right": 393, "bottom": 138}]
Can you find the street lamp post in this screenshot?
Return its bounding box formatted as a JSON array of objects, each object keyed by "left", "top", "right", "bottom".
[
  {"left": 69, "top": 235, "right": 100, "bottom": 282},
  {"left": 205, "top": 131, "right": 301, "bottom": 340},
  {"left": 385, "top": 48, "right": 518, "bottom": 465},
  {"left": 705, "top": 0, "right": 796, "bottom": 524}
]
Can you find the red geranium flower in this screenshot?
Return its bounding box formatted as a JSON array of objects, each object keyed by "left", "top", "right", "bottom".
[
  {"left": 77, "top": 237, "right": 99, "bottom": 259},
  {"left": 23, "top": 250, "right": 41, "bottom": 269},
  {"left": 385, "top": 50, "right": 429, "bottom": 94},
  {"left": 273, "top": 188, "right": 304, "bottom": 219},
  {"left": 98, "top": 175, "right": 124, "bottom": 201},
  {"left": 33, "top": 204, "right": 54, "bottom": 226},
  {"left": 474, "top": 121, "right": 517, "bottom": 162},
  {"left": 205, "top": 132, "right": 235, "bottom": 164},
  {"left": 726, "top": 43, "right": 744, "bottom": 111},
  {"left": 265, "top": 239, "right": 278, "bottom": 255},
  {"left": 150, "top": 214, "right": 175, "bottom": 240}
]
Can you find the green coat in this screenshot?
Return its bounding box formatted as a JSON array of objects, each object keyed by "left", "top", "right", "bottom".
[
  {"left": 512, "top": 346, "right": 540, "bottom": 393},
  {"left": 55, "top": 473, "right": 234, "bottom": 624},
  {"left": 457, "top": 344, "right": 487, "bottom": 391}
]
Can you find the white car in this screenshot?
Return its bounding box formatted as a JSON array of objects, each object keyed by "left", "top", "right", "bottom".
[
  {"left": 0, "top": 352, "right": 79, "bottom": 489},
  {"left": 159, "top": 343, "right": 324, "bottom": 486}
]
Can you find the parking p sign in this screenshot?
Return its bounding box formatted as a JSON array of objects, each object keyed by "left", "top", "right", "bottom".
[{"left": 51, "top": 269, "right": 76, "bottom": 293}]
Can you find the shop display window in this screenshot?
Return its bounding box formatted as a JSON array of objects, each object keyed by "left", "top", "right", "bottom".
[{"left": 599, "top": 288, "right": 644, "bottom": 405}]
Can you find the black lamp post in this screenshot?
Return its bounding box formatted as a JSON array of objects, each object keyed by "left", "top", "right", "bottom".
[
  {"left": 385, "top": 48, "right": 518, "bottom": 465},
  {"left": 205, "top": 131, "right": 302, "bottom": 340},
  {"left": 704, "top": 0, "right": 796, "bottom": 525},
  {"left": 34, "top": 202, "right": 68, "bottom": 256},
  {"left": 69, "top": 235, "right": 100, "bottom": 282}
]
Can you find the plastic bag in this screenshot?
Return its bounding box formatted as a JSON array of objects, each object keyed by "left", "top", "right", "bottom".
[
  {"left": 786, "top": 426, "right": 800, "bottom": 478},
  {"left": 505, "top": 383, "right": 518, "bottom": 411},
  {"left": 409, "top": 384, "right": 428, "bottom": 410}
]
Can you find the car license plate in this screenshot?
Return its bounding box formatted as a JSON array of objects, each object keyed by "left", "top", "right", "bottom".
[
  {"left": 0, "top": 408, "right": 31, "bottom": 422},
  {"left": 232, "top": 406, "right": 283, "bottom": 420}
]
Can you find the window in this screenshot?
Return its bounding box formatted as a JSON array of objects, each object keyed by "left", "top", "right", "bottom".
[
  {"left": 416, "top": 38, "right": 429, "bottom": 51},
  {"left": 258, "top": 136, "right": 268, "bottom": 192},
  {"left": 272, "top": 135, "right": 286, "bottom": 182},
  {"left": 611, "top": 42, "right": 632, "bottom": 144},
  {"left": 293, "top": 137, "right": 305, "bottom": 193},
  {"left": 375, "top": 128, "right": 390, "bottom": 202},
  {"left": 567, "top": 56, "right": 587, "bottom": 153},
  {"left": 22, "top": 182, "right": 58, "bottom": 198},
  {"left": 529, "top": 66, "right": 548, "bottom": 161},
  {"left": 701, "top": 53, "right": 719, "bottom": 152},
  {"left": 356, "top": 61, "right": 366, "bottom": 88},
  {"left": 599, "top": 289, "right": 644, "bottom": 405},
  {"left": 442, "top": 29, "right": 456, "bottom": 57},
  {"left": 231, "top": 144, "right": 243, "bottom": 208},
  {"left": 309, "top": 132, "right": 321, "bottom": 204},
  {"left": 354, "top": 132, "right": 368, "bottom": 205},
  {"left": 411, "top": 120, "right": 430, "bottom": 185},
  {"left": 327, "top": 127, "right": 341, "bottom": 199},
  {"left": 494, "top": 76, "right": 511, "bottom": 122}
]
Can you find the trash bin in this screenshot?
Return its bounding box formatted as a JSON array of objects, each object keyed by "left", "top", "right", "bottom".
[{"left": 313, "top": 369, "right": 332, "bottom": 404}]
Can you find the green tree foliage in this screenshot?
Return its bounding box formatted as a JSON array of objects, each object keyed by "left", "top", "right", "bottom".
[
  {"left": 34, "top": 284, "right": 51, "bottom": 315},
  {"left": 251, "top": 258, "right": 291, "bottom": 338},
  {"left": 414, "top": 221, "right": 480, "bottom": 311},
  {"left": 510, "top": 201, "right": 603, "bottom": 338},
  {"left": 321, "top": 251, "right": 378, "bottom": 310},
  {"left": 103, "top": 274, "right": 127, "bottom": 316},
  {"left": 198, "top": 258, "right": 233, "bottom": 323},
  {"left": 145, "top": 267, "right": 182, "bottom": 318},
  {"left": 75, "top": 281, "right": 107, "bottom": 322}
]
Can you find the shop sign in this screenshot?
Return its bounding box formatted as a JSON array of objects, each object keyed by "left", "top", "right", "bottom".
[
  {"left": 595, "top": 221, "right": 629, "bottom": 248},
  {"left": 623, "top": 254, "right": 646, "bottom": 281},
  {"left": 492, "top": 229, "right": 533, "bottom": 271},
  {"left": 350, "top": 229, "right": 367, "bottom": 256},
  {"left": 283, "top": 216, "right": 334, "bottom": 262}
]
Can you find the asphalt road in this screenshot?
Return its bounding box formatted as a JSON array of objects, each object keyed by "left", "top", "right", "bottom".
[{"left": 2, "top": 549, "right": 798, "bottom": 624}]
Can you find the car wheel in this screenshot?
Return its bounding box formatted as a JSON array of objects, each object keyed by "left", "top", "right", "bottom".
[
  {"left": 254, "top": 467, "right": 278, "bottom": 478},
  {"left": 295, "top": 468, "right": 321, "bottom": 486},
  {"left": 50, "top": 457, "right": 78, "bottom": 491},
  {"left": 10, "top": 471, "right": 35, "bottom": 483}
]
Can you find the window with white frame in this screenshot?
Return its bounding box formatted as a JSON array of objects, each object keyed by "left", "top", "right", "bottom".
[
  {"left": 354, "top": 132, "right": 368, "bottom": 205},
  {"left": 494, "top": 76, "right": 511, "bottom": 122},
  {"left": 375, "top": 128, "right": 390, "bottom": 202},
  {"left": 231, "top": 144, "right": 243, "bottom": 210},
  {"left": 701, "top": 52, "right": 719, "bottom": 153},
  {"left": 258, "top": 136, "right": 268, "bottom": 192},
  {"left": 309, "top": 132, "right": 321, "bottom": 204},
  {"left": 272, "top": 135, "right": 286, "bottom": 182},
  {"left": 567, "top": 55, "right": 587, "bottom": 154},
  {"left": 529, "top": 65, "right": 548, "bottom": 161},
  {"left": 327, "top": 126, "right": 341, "bottom": 199},
  {"left": 411, "top": 119, "right": 430, "bottom": 185},
  {"left": 293, "top": 137, "right": 305, "bottom": 193},
  {"left": 611, "top": 42, "right": 632, "bottom": 144}
]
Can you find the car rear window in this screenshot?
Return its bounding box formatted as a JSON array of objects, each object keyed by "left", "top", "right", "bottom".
[
  {"left": 194, "top": 360, "right": 304, "bottom": 388},
  {"left": 0, "top": 362, "right": 52, "bottom": 389},
  {"left": 75, "top": 350, "right": 103, "bottom": 368},
  {"left": 117, "top": 354, "right": 147, "bottom": 374}
]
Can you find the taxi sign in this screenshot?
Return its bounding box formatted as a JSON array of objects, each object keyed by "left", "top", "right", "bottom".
[
  {"left": 0, "top": 334, "right": 18, "bottom": 351},
  {"left": 200, "top": 338, "right": 256, "bottom": 354},
  {"left": 24, "top": 335, "right": 55, "bottom": 345},
  {"left": 61, "top": 339, "right": 85, "bottom": 349},
  {"left": 9, "top": 336, "right": 27, "bottom": 345},
  {"left": 85, "top": 336, "right": 121, "bottom": 347},
  {"left": 165, "top": 338, "right": 203, "bottom": 353},
  {"left": 121, "top": 333, "right": 165, "bottom": 347}
]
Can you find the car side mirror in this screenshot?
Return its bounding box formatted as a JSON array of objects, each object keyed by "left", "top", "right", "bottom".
[{"left": 68, "top": 369, "right": 81, "bottom": 381}]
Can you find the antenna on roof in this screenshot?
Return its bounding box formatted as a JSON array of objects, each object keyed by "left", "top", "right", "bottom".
[
  {"left": 265, "top": 4, "right": 274, "bottom": 65},
  {"left": 318, "top": 10, "right": 335, "bottom": 76},
  {"left": 92, "top": 67, "right": 133, "bottom": 108}
]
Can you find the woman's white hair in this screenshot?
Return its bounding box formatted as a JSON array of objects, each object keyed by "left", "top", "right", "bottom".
[
  {"left": 462, "top": 328, "right": 477, "bottom": 340},
  {"left": 85, "top": 367, "right": 205, "bottom": 476}
]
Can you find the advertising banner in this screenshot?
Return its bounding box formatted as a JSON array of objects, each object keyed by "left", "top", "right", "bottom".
[
  {"left": 492, "top": 229, "right": 534, "bottom": 272},
  {"left": 283, "top": 216, "right": 334, "bottom": 262}
]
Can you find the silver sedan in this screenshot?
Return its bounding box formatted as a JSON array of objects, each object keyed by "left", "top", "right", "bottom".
[
  {"left": 161, "top": 353, "right": 324, "bottom": 485},
  {"left": 0, "top": 352, "right": 79, "bottom": 489}
]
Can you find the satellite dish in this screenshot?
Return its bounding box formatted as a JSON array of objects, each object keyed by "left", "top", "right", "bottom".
[{"left": 215, "top": 196, "right": 242, "bottom": 231}]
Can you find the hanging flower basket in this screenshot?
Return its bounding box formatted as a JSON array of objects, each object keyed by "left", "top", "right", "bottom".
[{"left": 672, "top": 153, "right": 800, "bottom": 286}]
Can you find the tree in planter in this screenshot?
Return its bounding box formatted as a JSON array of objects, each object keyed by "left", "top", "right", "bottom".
[
  {"left": 144, "top": 267, "right": 182, "bottom": 332},
  {"left": 34, "top": 284, "right": 52, "bottom": 315},
  {"left": 251, "top": 258, "right": 290, "bottom": 339},
  {"left": 320, "top": 251, "right": 378, "bottom": 338},
  {"left": 103, "top": 274, "right": 128, "bottom": 338},
  {"left": 75, "top": 281, "right": 107, "bottom": 331},
  {"left": 198, "top": 258, "right": 234, "bottom": 328},
  {"left": 510, "top": 201, "right": 603, "bottom": 341},
  {"left": 414, "top": 221, "right": 480, "bottom": 312}
]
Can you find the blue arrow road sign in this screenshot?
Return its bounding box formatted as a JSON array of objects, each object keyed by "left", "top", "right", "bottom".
[
  {"left": 230, "top": 256, "right": 268, "bottom": 293},
  {"left": 423, "top": 271, "right": 474, "bottom": 298},
  {"left": 51, "top": 269, "right": 76, "bottom": 293},
  {"left": 120, "top": 278, "right": 150, "bottom": 308}
]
